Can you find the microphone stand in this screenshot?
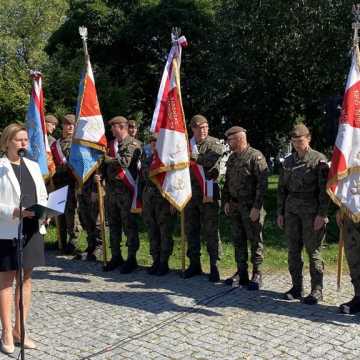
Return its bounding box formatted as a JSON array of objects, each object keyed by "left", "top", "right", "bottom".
[{"left": 16, "top": 152, "right": 26, "bottom": 360}]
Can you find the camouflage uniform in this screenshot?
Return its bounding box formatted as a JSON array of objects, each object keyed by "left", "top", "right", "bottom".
[
  {"left": 222, "top": 146, "right": 268, "bottom": 276},
  {"left": 141, "top": 145, "right": 174, "bottom": 273},
  {"left": 48, "top": 134, "right": 56, "bottom": 147},
  {"left": 277, "top": 148, "right": 329, "bottom": 294},
  {"left": 185, "top": 135, "right": 223, "bottom": 267},
  {"left": 104, "top": 136, "right": 142, "bottom": 264},
  {"left": 344, "top": 219, "right": 360, "bottom": 297},
  {"left": 78, "top": 174, "right": 101, "bottom": 259},
  {"left": 338, "top": 217, "right": 360, "bottom": 313},
  {"left": 51, "top": 137, "right": 79, "bottom": 250}
]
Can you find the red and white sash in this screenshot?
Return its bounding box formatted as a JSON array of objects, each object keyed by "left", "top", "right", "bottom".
[
  {"left": 189, "top": 137, "right": 214, "bottom": 203},
  {"left": 108, "top": 139, "right": 142, "bottom": 213},
  {"left": 51, "top": 139, "right": 67, "bottom": 166}
]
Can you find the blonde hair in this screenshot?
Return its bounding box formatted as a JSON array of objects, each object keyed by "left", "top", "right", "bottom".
[{"left": 0, "top": 123, "right": 27, "bottom": 152}]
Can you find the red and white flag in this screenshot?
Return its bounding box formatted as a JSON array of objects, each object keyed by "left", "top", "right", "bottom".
[
  {"left": 327, "top": 50, "right": 360, "bottom": 222},
  {"left": 149, "top": 34, "right": 191, "bottom": 210}
]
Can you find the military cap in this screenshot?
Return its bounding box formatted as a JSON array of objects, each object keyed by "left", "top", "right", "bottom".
[
  {"left": 190, "top": 114, "right": 208, "bottom": 128},
  {"left": 128, "top": 119, "right": 137, "bottom": 127},
  {"left": 108, "top": 116, "right": 128, "bottom": 126},
  {"left": 290, "top": 123, "right": 310, "bottom": 138},
  {"left": 62, "top": 114, "right": 76, "bottom": 125},
  {"left": 224, "top": 126, "right": 247, "bottom": 138},
  {"left": 45, "top": 114, "right": 59, "bottom": 125},
  {"left": 149, "top": 133, "right": 158, "bottom": 142}
]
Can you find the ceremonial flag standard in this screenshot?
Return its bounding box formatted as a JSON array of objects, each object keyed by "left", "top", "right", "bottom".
[
  {"left": 149, "top": 34, "right": 191, "bottom": 210},
  {"left": 327, "top": 49, "right": 360, "bottom": 221},
  {"left": 25, "top": 71, "right": 55, "bottom": 179},
  {"left": 69, "top": 56, "right": 107, "bottom": 183}
]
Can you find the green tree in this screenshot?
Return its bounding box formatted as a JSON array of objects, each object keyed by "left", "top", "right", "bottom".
[
  {"left": 45, "top": 0, "right": 219, "bottom": 124},
  {"left": 44, "top": 0, "right": 356, "bottom": 155},
  {"left": 0, "top": 0, "right": 68, "bottom": 127}
]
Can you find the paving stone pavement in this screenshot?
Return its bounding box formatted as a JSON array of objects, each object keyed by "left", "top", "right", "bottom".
[{"left": 1, "top": 251, "right": 359, "bottom": 360}]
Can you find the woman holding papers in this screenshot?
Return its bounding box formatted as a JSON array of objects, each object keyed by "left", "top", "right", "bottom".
[{"left": 0, "top": 123, "right": 47, "bottom": 354}]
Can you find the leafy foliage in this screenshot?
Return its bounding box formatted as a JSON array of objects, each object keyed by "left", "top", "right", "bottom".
[
  {"left": 0, "top": 0, "right": 357, "bottom": 157},
  {"left": 0, "top": 0, "right": 68, "bottom": 127}
]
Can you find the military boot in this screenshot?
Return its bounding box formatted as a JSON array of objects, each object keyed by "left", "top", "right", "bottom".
[
  {"left": 103, "top": 256, "right": 124, "bottom": 272},
  {"left": 339, "top": 296, "right": 360, "bottom": 314},
  {"left": 283, "top": 286, "right": 304, "bottom": 300},
  {"left": 86, "top": 241, "right": 101, "bottom": 261},
  {"left": 64, "top": 240, "right": 76, "bottom": 255},
  {"left": 224, "top": 269, "right": 249, "bottom": 286},
  {"left": 147, "top": 259, "right": 160, "bottom": 275},
  {"left": 302, "top": 289, "right": 323, "bottom": 305},
  {"left": 183, "top": 259, "right": 202, "bottom": 279},
  {"left": 157, "top": 261, "right": 169, "bottom": 276},
  {"left": 120, "top": 256, "right": 138, "bottom": 274},
  {"left": 248, "top": 271, "right": 262, "bottom": 291},
  {"left": 209, "top": 265, "right": 220, "bottom": 282}
]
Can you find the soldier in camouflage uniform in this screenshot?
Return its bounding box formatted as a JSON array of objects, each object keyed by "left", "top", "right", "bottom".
[
  {"left": 336, "top": 212, "right": 360, "bottom": 314},
  {"left": 128, "top": 120, "right": 138, "bottom": 138},
  {"left": 184, "top": 115, "right": 223, "bottom": 282},
  {"left": 277, "top": 124, "right": 329, "bottom": 305},
  {"left": 51, "top": 114, "right": 79, "bottom": 254},
  {"left": 222, "top": 126, "right": 268, "bottom": 290},
  {"left": 142, "top": 133, "right": 175, "bottom": 276},
  {"left": 103, "top": 116, "right": 142, "bottom": 273},
  {"left": 45, "top": 114, "right": 58, "bottom": 146},
  {"left": 76, "top": 174, "right": 102, "bottom": 261}
]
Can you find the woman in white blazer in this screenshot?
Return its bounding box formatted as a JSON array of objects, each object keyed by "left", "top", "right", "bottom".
[{"left": 0, "top": 123, "right": 47, "bottom": 354}]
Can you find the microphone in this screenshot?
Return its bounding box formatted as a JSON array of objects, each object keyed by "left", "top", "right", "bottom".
[{"left": 17, "top": 148, "right": 27, "bottom": 158}]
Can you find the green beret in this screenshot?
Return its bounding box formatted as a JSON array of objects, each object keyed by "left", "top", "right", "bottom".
[
  {"left": 108, "top": 116, "right": 128, "bottom": 126},
  {"left": 128, "top": 120, "right": 137, "bottom": 127},
  {"left": 62, "top": 114, "right": 76, "bottom": 125},
  {"left": 190, "top": 114, "right": 208, "bottom": 128},
  {"left": 45, "top": 114, "right": 58, "bottom": 125},
  {"left": 149, "top": 133, "right": 158, "bottom": 141},
  {"left": 290, "top": 124, "right": 310, "bottom": 138},
  {"left": 224, "top": 126, "right": 247, "bottom": 138}
]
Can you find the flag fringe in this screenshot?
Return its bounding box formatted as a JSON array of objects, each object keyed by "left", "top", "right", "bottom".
[
  {"left": 68, "top": 157, "right": 103, "bottom": 188},
  {"left": 327, "top": 165, "right": 360, "bottom": 187},
  {"left": 151, "top": 175, "right": 191, "bottom": 211},
  {"left": 149, "top": 161, "right": 190, "bottom": 177},
  {"left": 327, "top": 188, "right": 360, "bottom": 223},
  {"left": 73, "top": 138, "right": 106, "bottom": 152}
]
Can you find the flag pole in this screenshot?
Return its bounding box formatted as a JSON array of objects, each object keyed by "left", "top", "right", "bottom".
[
  {"left": 48, "top": 178, "right": 63, "bottom": 250},
  {"left": 172, "top": 27, "right": 188, "bottom": 275},
  {"left": 95, "top": 170, "right": 108, "bottom": 266},
  {"left": 337, "top": 215, "right": 346, "bottom": 291},
  {"left": 181, "top": 210, "right": 186, "bottom": 275}
]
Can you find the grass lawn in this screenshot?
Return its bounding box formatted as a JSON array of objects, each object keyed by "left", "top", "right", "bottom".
[{"left": 44, "top": 175, "right": 344, "bottom": 276}]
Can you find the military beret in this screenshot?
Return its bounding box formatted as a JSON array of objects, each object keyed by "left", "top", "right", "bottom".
[
  {"left": 108, "top": 116, "right": 128, "bottom": 126},
  {"left": 149, "top": 132, "right": 158, "bottom": 142},
  {"left": 128, "top": 120, "right": 137, "bottom": 127},
  {"left": 45, "top": 114, "right": 59, "bottom": 125},
  {"left": 224, "top": 126, "right": 247, "bottom": 138},
  {"left": 62, "top": 114, "right": 76, "bottom": 125},
  {"left": 190, "top": 114, "right": 208, "bottom": 128},
  {"left": 290, "top": 123, "right": 310, "bottom": 138}
]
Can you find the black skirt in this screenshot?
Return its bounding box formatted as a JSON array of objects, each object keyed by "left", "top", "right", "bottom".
[{"left": 0, "top": 161, "right": 45, "bottom": 271}]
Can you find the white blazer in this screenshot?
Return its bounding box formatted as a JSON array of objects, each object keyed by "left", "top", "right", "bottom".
[{"left": 0, "top": 156, "right": 48, "bottom": 239}]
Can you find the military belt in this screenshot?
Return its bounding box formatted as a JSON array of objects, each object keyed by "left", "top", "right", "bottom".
[
  {"left": 288, "top": 192, "right": 316, "bottom": 200},
  {"left": 230, "top": 196, "right": 253, "bottom": 203}
]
